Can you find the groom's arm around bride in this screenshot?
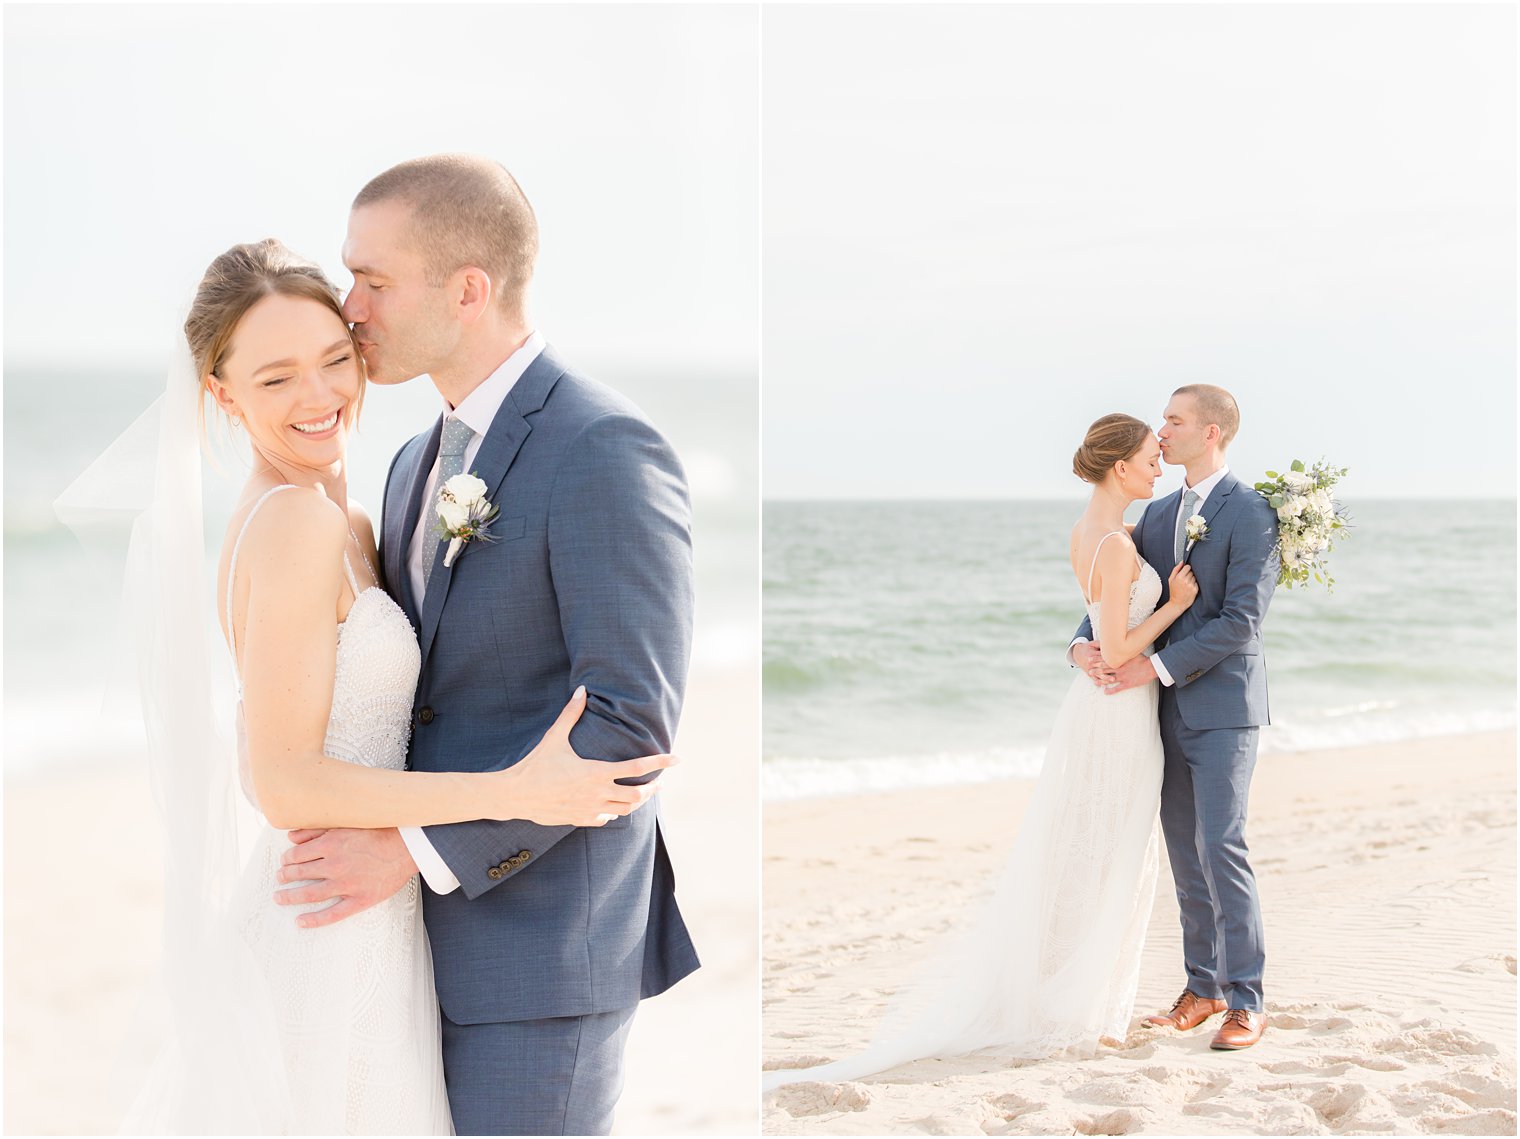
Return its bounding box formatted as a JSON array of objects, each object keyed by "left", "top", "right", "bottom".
[{"left": 411, "top": 392, "right": 696, "bottom": 903}]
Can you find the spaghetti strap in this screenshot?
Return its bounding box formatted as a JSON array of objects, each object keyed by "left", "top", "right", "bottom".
[
  {"left": 1085, "top": 530, "right": 1128, "bottom": 604},
  {"left": 225, "top": 484, "right": 300, "bottom": 684},
  {"left": 340, "top": 552, "right": 362, "bottom": 598}
]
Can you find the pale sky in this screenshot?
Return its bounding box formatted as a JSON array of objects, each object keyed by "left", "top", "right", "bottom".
[
  {"left": 762, "top": 4, "right": 1515, "bottom": 500},
  {"left": 4, "top": 3, "right": 757, "bottom": 377}
]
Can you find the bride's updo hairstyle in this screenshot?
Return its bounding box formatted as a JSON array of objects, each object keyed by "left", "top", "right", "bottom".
[
  {"left": 184, "top": 238, "right": 363, "bottom": 431},
  {"left": 1073, "top": 414, "right": 1152, "bottom": 484}
]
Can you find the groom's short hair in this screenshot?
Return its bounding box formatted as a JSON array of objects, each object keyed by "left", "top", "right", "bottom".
[
  {"left": 1173, "top": 383, "right": 1240, "bottom": 449},
  {"left": 354, "top": 155, "right": 538, "bottom": 312}
]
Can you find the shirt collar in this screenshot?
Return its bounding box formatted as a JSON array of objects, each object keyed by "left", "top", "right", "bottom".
[
  {"left": 443, "top": 330, "right": 546, "bottom": 436},
  {"left": 1182, "top": 464, "right": 1231, "bottom": 504}
]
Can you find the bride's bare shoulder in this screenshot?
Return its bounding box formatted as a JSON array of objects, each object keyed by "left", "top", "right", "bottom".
[{"left": 228, "top": 486, "right": 346, "bottom": 565}]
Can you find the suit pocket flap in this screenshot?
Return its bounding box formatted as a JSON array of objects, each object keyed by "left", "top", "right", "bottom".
[{"left": 493, "top": 515, "right": 527, "bottom": 541}]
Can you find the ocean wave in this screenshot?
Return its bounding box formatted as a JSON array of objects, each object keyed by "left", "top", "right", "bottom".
[
  {"left": 764, "top": 709, "right": 1515, "bottom": 802},
  {"left": 763, "top": 746, "right": 1047, "bottom": 802}
]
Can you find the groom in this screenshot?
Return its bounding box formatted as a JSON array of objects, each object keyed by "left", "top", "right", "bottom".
[
  {"left": 278, "top": 155, "right": 699, "bottom": 1134},
  {"left": 1071, "top": 385, "right": 1277, "bottom": 1050}
]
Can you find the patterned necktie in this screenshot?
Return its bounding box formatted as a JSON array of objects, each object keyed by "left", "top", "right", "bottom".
[
  {"left": 1174, "top": 488, "right": 1201, "bottom": 564},
  {"left": 423, "top": 416, "right": 475, "bottom": 597}
]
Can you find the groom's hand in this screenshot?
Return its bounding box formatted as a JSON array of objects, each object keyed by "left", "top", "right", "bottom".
[
  {"left": 1104, "top": 655, "right": 1157, "bottom": 695},
  {"left": 273, "top": 827, "right": 419, "bottom": 929}
]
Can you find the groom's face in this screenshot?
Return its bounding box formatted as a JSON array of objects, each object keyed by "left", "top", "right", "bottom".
[
  {"left": 341, "top": 201, "right": 459, "bottom": 386},
  {"left": 1158, "top": 394, "right": 1205, "bottom": 467}
]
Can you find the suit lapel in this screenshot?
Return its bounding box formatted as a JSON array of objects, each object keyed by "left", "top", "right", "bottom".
[
  {"left": 1145, "top": 487, "right": 1183, "bottom": 568},
  {"left": 416, "top": 347, "right": 569, "bottom": 665},
  {"left": 393, "top": 417, "right": 444, "bottom": 630},
  {"left": 1199, "top": 473, "right": 1238, "bottom": 533}
]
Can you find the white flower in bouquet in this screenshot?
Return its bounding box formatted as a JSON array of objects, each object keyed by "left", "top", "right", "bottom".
[{"left": 1254, "top": 458, "right": 1350, "bottom": 590}]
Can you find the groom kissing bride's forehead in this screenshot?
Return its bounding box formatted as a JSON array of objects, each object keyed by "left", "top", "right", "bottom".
[{"left": 293, "top": 154, "right": 699, "bottom": 1135}]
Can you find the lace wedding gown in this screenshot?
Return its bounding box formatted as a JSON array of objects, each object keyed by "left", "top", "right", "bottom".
[
  {"left": 173, "top": 484, "right": 452, "bottom": 1134},
  {"left": 764, "top": 535, "right": 1164, "bottom": 1089}
]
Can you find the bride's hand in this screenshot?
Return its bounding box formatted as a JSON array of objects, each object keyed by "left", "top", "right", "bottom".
[
  {"left": 1168, "top": 563, "right": 1199, "bottom": 608},
  {"left": 495, "top": 686, "right": 677, "bottom": 826}
]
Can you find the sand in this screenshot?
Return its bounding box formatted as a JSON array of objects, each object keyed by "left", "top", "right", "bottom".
[
  {"left": 762, "top": 731, "right": 1516, "bottom": 1136},
  {"left": 3, "top": 666, "right": 758, "bottom": 1137}
]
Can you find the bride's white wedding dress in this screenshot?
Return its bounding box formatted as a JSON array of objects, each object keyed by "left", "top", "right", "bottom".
[
  {"left": 221, "top": 485, "right": 452, "bottom": 1134},
  {"left": 764, "top": 533, "right": 1164, "bottom": 1089}
]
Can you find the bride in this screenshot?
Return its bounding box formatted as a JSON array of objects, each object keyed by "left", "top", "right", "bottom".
[
  {"left": 81, "top": 240, "right": 673, "bottom": 1134},
  {"left": 764, "top": 414, "right": 1197, "bottom": 1090}
]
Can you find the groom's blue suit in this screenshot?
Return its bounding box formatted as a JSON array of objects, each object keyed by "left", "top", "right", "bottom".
[
  {"left": 380, "top": 345, "right": 699, "bottom": 1135},
  {"left": 1075, "top": 472, "right": 1277, "bottom": 1013}
]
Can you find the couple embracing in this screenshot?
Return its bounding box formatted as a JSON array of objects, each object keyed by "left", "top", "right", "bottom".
[
  {"left": 107, "top": 155, "right": 699, "bottom": 1134},
  {"left": 766, "top": 385, "right": 1277, "bottom": 1089}
]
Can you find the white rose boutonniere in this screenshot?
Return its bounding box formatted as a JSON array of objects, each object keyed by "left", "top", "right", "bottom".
[
  {"left": 1182, "top": 513, "right": 1208, "bottom": 562},
  {"left": 435, "top": 472, "right": 501, "bottom": 568}
]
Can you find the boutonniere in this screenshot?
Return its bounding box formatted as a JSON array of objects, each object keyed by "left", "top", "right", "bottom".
[
  {"left": 1184, "top": 513, "right": 1209, "bottom": 552},
  {"left": 435, "top": 473, "right": 501, "bottom": 568}
]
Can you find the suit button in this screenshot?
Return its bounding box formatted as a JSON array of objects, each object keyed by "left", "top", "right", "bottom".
[
  {"left": 487, "top": 867, "right": 502, "bottom": 880},
  {"left": 418, "top": 707, "right": 434, "bottom": 725},
  {"left": 516, "top": 850, "right": 532, "bottom": 862}
]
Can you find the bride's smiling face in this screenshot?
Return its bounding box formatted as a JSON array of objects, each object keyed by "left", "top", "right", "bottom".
[
  {"left": 1114, "top": 435, "right": 1164, "bottom": 499},
  {"left": 209, "top": 295, "right": 362, "bottom": 470}
]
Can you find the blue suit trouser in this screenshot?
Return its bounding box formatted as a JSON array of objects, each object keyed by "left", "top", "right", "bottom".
[
  {"left": 441, "top": 1005, "right": 637, "bottom": 1136},
  {"left": 1158, "top": 693, "right": 1266, "bottom": 1013}
]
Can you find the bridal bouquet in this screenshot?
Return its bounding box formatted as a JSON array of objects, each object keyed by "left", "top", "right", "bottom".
[{"left": 1254, "top": 459, "right": 1349, "bottom": 589}]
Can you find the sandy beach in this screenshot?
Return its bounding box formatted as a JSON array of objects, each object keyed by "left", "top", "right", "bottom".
[
  {"left": 3, "top": 666, "right": 759, "bottom": 1136},
  {"left": 762, "top": 731, "right": 1516, "bottom": 1136}
]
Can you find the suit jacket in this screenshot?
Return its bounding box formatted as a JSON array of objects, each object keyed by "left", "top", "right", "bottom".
[
  {"left": 380, "top": 345, "right": 699, "bottom": 1025},
  {"left": 1075, "top": 472, "right": 1279, "bottom": 731}
]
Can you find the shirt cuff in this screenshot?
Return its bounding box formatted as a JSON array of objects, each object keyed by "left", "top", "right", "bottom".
[
  {"left": 1151, "top": 653, "right": 1176, "bottom": 687},
  {"left": 1066, "top": 637, "right": 1090, "bottom": 668},
  {"left": 398, "top": 826, "right": 461, "bottom": 895}
]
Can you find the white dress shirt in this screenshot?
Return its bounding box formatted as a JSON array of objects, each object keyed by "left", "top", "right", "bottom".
[
  {"left": 1069, "top": 464, "right": 1231, "bottom": 688},
  {"left": 398, "top": 331, "right": 545, "bottom": 894}
]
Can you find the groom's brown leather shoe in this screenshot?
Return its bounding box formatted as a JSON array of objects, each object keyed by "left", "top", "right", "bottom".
[
  {"left": 1142, "top": 990, "right": 1227, "bottom": 1030},
  {"left": 1209, "top": 1008, "right": 1266, "bottom": 1050}
]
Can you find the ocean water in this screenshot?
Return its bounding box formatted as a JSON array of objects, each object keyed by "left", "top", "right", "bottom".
[
  {"left": 764, "top": 498, "right": 1516, "bottom": 800},
  {"left": 4, "top": 364, "right": 758, "bottom": 781}
]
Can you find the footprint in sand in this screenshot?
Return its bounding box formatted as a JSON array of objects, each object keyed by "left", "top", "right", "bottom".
[
  {"left": 1413, "top": 1071, "right": 1516, "bottom": 1111},
  {"left": 771, "top": 1081, "right": 872, "bottom": 1117},
  {"left": 1374, "top": 1025, "right": 1501, "bottom": 1063},
  {"left": 1071, "top": 1107, "right": 1144, "bottom": 1135},
  {"left": 1456, "top": 953, "right": 1518, "bottom": 976},
  {"left": 762, "top": 1054, "right": 834, "bottom": 1073}
]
